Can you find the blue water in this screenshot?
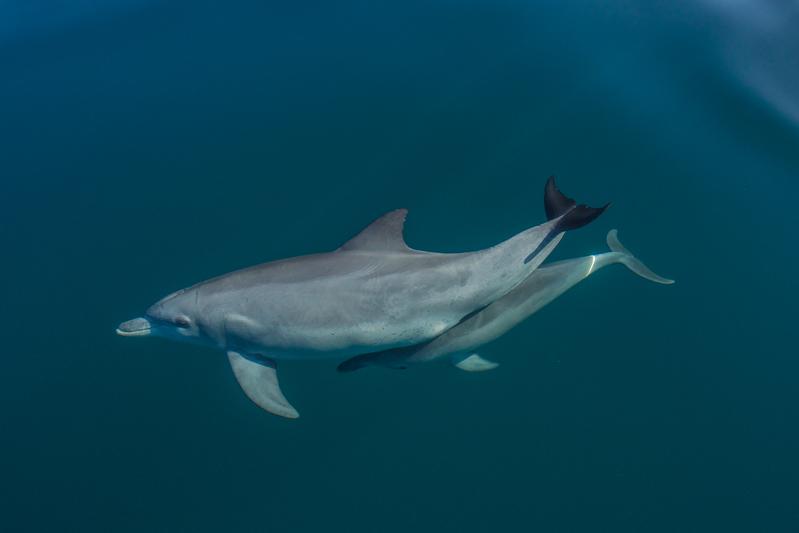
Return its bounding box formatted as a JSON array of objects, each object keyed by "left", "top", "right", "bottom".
[{"left": 2, "top": 2, "right": 798, "bottom": 531}]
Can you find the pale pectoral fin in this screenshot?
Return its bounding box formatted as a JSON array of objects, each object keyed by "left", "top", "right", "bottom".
[
  {"left": 227, "top": 351, "right": 299, "bottom": 419},
  {"left": 451, "top": 353, "right": 499, "bottom": 372}
]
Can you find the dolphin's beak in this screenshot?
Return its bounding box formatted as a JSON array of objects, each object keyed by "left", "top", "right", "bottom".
[{"left": 116, "top": 317, "right": 152, "bottom": 337}]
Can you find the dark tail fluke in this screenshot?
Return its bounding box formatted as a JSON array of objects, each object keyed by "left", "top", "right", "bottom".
[
  {"left": 545, "top": 176, "right": 609, "bottom": 232},
  {"left": 544, "top": 176, "right": 577, "bottom": 219},
  {"left": 524, "top": 176, "right": 609, "bottom": 264},
  {"left": 554, "top": 203, "right": 610, "bottom": 232}
]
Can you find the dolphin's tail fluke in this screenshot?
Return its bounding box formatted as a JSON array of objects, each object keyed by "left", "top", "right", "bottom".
[
  {"left": 606, "top": 229, "right": 674, "bottom": 284},
  {"left": 544, "top": 176, "right": 609, "bottom": 232},
  {"left": 525, "top": 177, "right": 608, "bottom": 264}
]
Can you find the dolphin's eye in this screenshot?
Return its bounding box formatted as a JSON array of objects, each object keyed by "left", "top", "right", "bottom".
[{"left": 174, "top": 316, "right": 191, "bottom": 328}]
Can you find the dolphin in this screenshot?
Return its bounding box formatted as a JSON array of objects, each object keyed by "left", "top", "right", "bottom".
[
  {"left": 337, "top": 229, "right": 673, "bottom": 373},
  {"left": 116, "top": 178, "right": 606, "bottom": 418}
]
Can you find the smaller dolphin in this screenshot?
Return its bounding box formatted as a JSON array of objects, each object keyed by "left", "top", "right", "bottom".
[{"left": 337, "top": 229, "right": 673, "bottom": 372}]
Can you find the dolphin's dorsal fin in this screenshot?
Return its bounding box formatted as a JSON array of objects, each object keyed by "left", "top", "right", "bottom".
[
  {"left": 227, "top": 351, "right": 299, "bottom": 419},
  {"left": 338, "top": 209, "right": 410, "bottom": 252}
]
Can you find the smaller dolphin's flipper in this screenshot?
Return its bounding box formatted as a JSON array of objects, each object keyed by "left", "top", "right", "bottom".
[
  {"left": 451, "top": 353, "right": 499, "bottom": 372},
  {"left": 337, "top": 354, "right": 369, "bottom": 373},
  {"left": 337, "top": 349, "right": 409, "bottom": 372},
  {"left": 227, "top": 351, "right": 299, "bottom": 419},
  {"left": 606, "top": 229, "right": 675, "bottom": 285}
]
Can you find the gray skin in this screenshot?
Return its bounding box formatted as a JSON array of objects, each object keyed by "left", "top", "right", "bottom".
[
  {"left": 339, "top": 229, "right": 673, "bottom": 372},
  {"left": 117, "top": 209, "right": 569, "bottom": 418}
]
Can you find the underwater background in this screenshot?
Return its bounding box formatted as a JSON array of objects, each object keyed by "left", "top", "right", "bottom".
[{"left": 2, "top": 1, "right": 798, "bottom": 531}]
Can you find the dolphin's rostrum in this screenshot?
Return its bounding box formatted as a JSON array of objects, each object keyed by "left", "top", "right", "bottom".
[{"left": 117, "top": 178, "right": 606, "bottom": 418}]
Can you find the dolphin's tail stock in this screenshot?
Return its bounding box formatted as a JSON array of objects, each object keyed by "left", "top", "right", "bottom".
[
  {"left": 605, "top": 229, "right": 674, "bottom": 284},
  {"left": 524, "top": 177, "right": 609, "bottom": 264}
]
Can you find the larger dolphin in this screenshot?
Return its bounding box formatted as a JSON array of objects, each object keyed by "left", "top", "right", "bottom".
[
  {"left": 116, "top": 178, "right": 605, "bottom": 418},
  {"left": 338, "top": 229, "right": 673, "bottom": 372}
]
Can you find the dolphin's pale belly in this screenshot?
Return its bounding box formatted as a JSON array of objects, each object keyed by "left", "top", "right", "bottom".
[{"left": 195, "top": 251, "right": 495, "bottom": 359}]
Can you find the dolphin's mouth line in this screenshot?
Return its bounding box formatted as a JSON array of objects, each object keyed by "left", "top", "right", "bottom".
[
  {"left": 116, "top": 317, "right": 152, "bottom": 337},
  {"left": 116, "top": 326, "right": 151, "bottom": 337}
]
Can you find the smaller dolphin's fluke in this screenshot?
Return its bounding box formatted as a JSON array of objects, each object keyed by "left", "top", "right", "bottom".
[
  {"left": 605, "top": 229, "right": 674, "bottom": 284},
  {"left": 227, "top": 351, "right": 299, "bottom": 419}
]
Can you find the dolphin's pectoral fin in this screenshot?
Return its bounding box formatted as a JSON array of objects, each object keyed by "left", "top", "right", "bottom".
[
  {"left": 227, "top": 351, "right": 299, "bottom": 419},
  {"left": 337, "top": 343, "right": 416, "bottom": 372},
  {"left": 451, "top": 353, "right": 499, "bottom": 372},
  {"left": 337, "top": 351, "right": 409, "bottom": 372}
]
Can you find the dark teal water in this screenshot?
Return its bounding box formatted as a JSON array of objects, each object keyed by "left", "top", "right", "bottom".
[{"left": 2, "top": 2, "right": 798, "bottom": 531}]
